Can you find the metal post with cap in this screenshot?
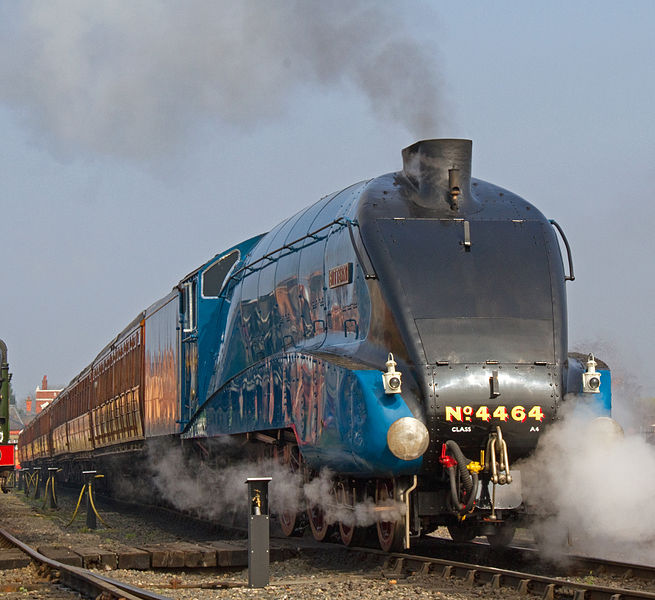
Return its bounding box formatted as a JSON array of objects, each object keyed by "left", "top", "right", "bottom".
[{"left": 246, "top": 477, "right": 272, "bottom": 588}]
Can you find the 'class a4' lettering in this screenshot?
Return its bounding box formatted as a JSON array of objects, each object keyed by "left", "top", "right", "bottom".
[{"left": 451, "top": 426, "right": 471, "bottom": 433}]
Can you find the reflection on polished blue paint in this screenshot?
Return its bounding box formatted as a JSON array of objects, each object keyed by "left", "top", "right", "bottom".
[{"left": 183, "top": 355, "right": 422, "bottom": 477}]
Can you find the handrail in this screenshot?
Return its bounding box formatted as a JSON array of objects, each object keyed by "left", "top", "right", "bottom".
[
  {"left": 549, "top": 219, "right": 575, "bottom": 281},
  {"left": 224, "top": 218, "right": 352, "bottom": 294},
  {"left": 347, "top": 220, "right": 377, "bottom": 279}
]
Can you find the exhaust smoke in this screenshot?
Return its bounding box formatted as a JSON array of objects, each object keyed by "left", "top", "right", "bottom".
[{"left": 0, "top": 1, "right": 441, "bottom": 160}]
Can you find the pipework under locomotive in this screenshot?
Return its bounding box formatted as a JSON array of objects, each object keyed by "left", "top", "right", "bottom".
[{"left": 18, "top": 139, "right": 613, "bottom": 551}]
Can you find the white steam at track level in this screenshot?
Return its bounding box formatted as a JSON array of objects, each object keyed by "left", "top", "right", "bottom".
[
  {"left": 0, "top": 1, "right": 440, "bottom": 160},
  {"left": 137, "top": 443, "right": 404, "bottom": 531},
  {"left": 519, "top": 405, "right": 655, "bottom": 565}
]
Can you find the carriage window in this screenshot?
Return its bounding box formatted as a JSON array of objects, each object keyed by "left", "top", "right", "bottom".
[{"left": 201, "top": 250, "right": 240, "bottom": 298}]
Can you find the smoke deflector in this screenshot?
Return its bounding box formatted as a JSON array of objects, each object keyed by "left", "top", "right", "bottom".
[{"left": 402, "top": 139, "right": 476, "bottom": 213}]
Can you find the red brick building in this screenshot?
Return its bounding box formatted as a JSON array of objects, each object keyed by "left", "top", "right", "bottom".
[{"left": 25, "top": 375, "right": 61, "bottom": 415}]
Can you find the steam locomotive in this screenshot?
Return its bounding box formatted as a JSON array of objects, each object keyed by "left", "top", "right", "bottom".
[{"left": 19, "top": 139, "right": 613, "bottom": 550}]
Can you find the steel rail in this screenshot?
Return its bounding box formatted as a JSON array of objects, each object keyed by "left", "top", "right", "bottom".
[
  {"left": 267, "top": 533, "right": 655, "bottom": 599},
  {"left": 375, "top": 550, "right": 655, "bottom": 600},
  {"left": 426, "top": 535, "right": 655, "bottom": 582},
  {"left": 432, "top": 538, "right": 655, "bottom": 581},
  {"left": 565, "top": 554, "right": 655, "bottom": 582},
  {"left": 486, "top": 543, "right": 655, "bottom": 582},
  {"left": 0, "top": 526, "right": 172, "bottom": 600}
]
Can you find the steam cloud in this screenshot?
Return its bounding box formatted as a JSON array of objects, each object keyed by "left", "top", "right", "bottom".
[
  {"left": 118, "top": 406, "right": 655, "bottom": 563},
  {"left": 519, "top": 405, "right": 655, "bottom": 563},
  {"left": 135, "top": 442, "right": 404, "bottom": 531},
  {"left": 0, "top": 1, "right": 440, "bottom": 160}
]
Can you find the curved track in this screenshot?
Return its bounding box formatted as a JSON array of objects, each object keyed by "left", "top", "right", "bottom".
[{"left": 0, "top": 526, "right": 172, "bottom": 600}]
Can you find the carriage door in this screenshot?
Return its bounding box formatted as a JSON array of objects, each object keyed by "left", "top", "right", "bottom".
[{"left": 180, "top": 278, "right": 198, "bottom": 427}]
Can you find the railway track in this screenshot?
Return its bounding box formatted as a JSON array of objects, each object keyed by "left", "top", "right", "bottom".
[
  {"left": 0, "top": 526, "right": 172, "bottom": 600},
  {"left": 367, "top": 538, "right": 655, "bottom": 600},
  {"left": 5, "top": 485, "right": 655, "bottom": 600},
  {"left": 381, "top": 551, "right": 655, "bottom": 600},
  {"left": 413, "top": 534, "right": 655, "bottom": 581},
  {"left": 3, "top": 522, "right": 655, "bottom": 600}
]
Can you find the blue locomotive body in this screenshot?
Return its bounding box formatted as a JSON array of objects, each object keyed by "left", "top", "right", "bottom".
[
  {"left": 179, "top": 140, "right": 611, "bottom": 474},
  {"left": 179, "top": 180, "right": 426, "bottom": 476}
]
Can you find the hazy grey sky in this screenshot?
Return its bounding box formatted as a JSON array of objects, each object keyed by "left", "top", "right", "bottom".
[{"left": 1, "top": 1, "right": 653, "bottom": 417}]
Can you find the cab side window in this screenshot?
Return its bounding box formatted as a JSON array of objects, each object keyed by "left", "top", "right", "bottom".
[{"left": 202, "top": 250, "right": 240, "bottom": 298}]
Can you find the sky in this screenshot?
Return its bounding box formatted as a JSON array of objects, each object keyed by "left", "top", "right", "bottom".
[{"left": 1, "top": 1, "right": 653, "bottom": 425}]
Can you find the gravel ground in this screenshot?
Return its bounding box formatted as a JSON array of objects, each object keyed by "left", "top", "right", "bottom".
[
  {"left": 0, "top": 487, "right": 526, "bottom": 600},
  {"left": 1, "top": 562, "right": 83, "bottom": 600},
  {"left": 3, "top": 486, "right": 653, "bottom": 600}
]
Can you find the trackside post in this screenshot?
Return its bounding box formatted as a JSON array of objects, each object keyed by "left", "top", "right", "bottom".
[{"left": 246, "top": 477, "right": 272, "bottom": 588}]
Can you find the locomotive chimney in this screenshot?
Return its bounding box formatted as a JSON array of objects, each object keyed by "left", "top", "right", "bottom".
[{"left": 402, "top": 139, "right": 476, "bottom": 213}]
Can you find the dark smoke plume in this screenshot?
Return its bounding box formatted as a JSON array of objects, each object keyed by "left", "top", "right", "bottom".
[{"left": 0, "top": 1, "right": 440, "bottom": 160}]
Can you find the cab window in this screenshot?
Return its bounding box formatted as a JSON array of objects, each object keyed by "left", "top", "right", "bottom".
[{"left": 201, "top": 250, "right": 240, "bottom": 298}]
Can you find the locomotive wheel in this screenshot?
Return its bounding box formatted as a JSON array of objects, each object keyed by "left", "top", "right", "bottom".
[
  {"left": 375, "top": 479, "right": 405, "bottom": 552},
  {"left": 279, "top": 507, "right": 306, "bottom": 537},
  {"left": 306, "top": 472, "right": 337, "bottom": 542},
  {"left": 307, "top": 502, "right": 336, "bottom": 542},
  {"left": 486, "top": 523, "right": 516, "bottom": 548},
  {"left": 277, "top": 443, "right": 306, "bottom": 537},
  {"left": 337, "top": 482, "right": 366, "bottom": 547},
  {"left": 447, "top": 523, "right": 478, "bottom": 543}
]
